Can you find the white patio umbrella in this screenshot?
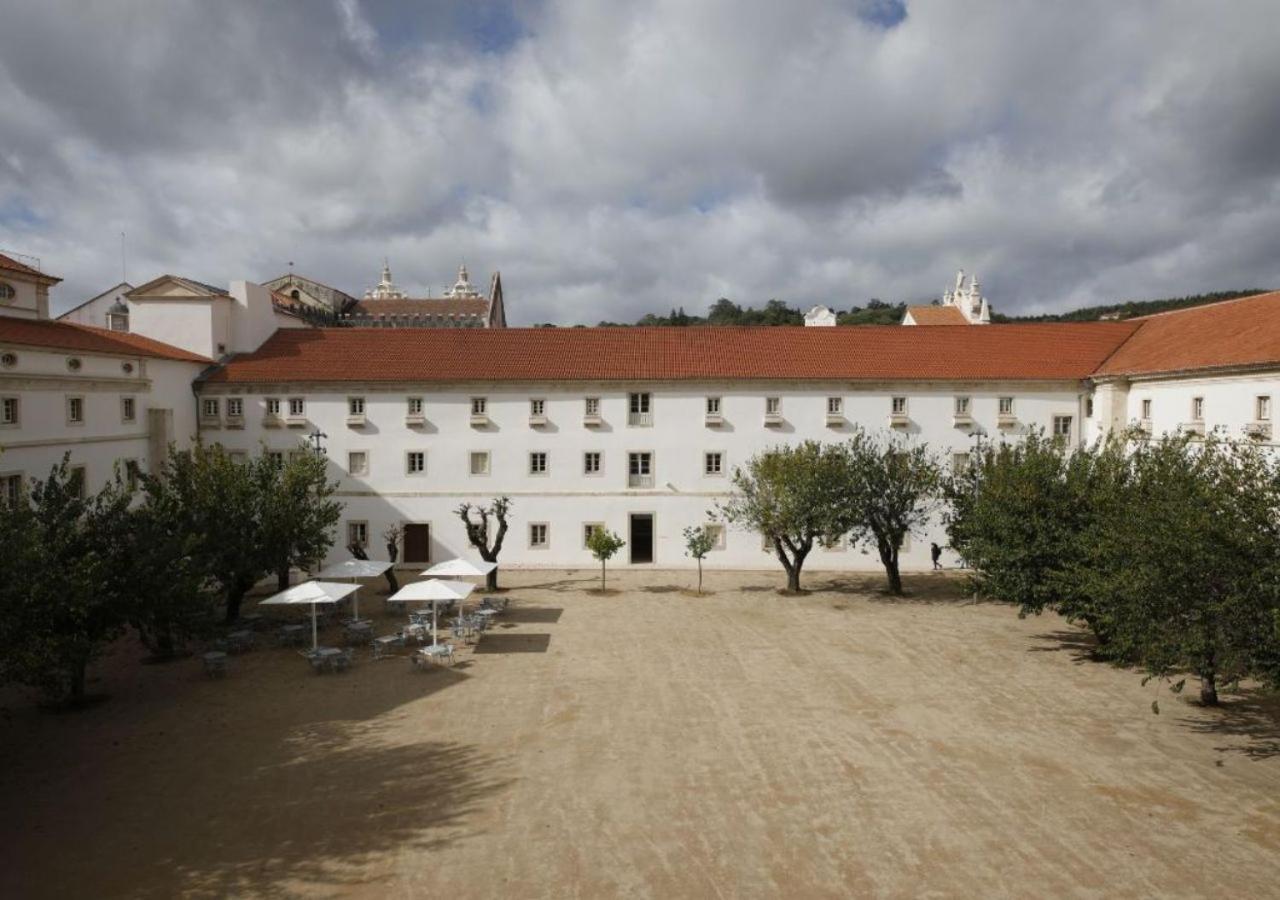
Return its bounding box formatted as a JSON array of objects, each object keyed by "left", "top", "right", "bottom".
[
  {"left": 313, "top": 559, "right": 392, "bottom": 620},
  {"left": 387, "top": 579, "right": 475, "bottom": 646},
  {"left": 259, "top": 581, "right": 360, "bottom": 651},
  {"left": 419, "top": 558, "right": 497, "bottom": 580}
]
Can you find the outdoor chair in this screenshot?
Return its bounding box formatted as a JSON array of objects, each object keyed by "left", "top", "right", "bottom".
[
  {"left": 202, "top": 651, "right": 228, "bottom": 678},
  {"left": 411, "top": 643, "right": 455, "bottom": 670},
  {"left": 344, "top": 621, "right": 374, "bottom": 646},
  {"left": 225, "top": 630, "right": 255, "bottom": 654},
  {"left": 332, "top": 648, "right": 355, "bottom": 672},
  {"left": 372, "top": 633, "right": 405, "bottom": 660},
  {"left": 479, "top": 597, "right": 508, "bottom": 614}
]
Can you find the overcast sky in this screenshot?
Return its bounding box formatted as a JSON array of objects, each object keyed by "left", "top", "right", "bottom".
[{"left": 2, "top": 0, "right": 1278, "bottom": 323}]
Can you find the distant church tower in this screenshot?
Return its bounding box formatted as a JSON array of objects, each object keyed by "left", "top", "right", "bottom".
[
  {"left": 942, "top": 270, "right": 991, "bottom": 324},
  {"left": 364, "top": 259, "right": 407, "bottom": 300}
]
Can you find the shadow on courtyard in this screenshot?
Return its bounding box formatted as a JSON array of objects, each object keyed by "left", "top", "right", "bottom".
[
  {"left": 475, "top": 633, "right": 552, "bottom": 654},
  {"left": 1177, "top": 689, "right": 1280, "bottom": 760},
  {"left": 499, "top": 606, "right": 564, "bottom": 624},
  {"left": 1027, "top": 629, "right": 1101, "bottom": 663}
]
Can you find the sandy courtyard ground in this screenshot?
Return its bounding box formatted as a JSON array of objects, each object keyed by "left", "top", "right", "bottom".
[{"left": 2, "top": 568, "right": 1278, "bottom": 899}]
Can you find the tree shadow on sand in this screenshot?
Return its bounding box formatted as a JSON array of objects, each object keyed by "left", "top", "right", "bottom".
[
  {"left": 1176, "top": 688, "right": 1280, "bottom": 760},
  {"left": 1026, "top": 629, "right": 1101, "bottom": 664}
]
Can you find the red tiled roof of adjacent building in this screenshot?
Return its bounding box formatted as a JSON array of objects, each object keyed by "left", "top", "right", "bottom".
[
  {"left": 349, "top": 298, "right": 490, "bottom": 319},
  {"left": 903, "top": 305, "right": 969, "bottom": 325},
  {"left": 0, "top": 317, "right": 210, "bottom": 363},
  {"left": 1093, "top": 290, "right": 1280, "bottom": 377},
  {"left": 0, "top": 252, "right": 61, "bottom": 283},
  {"left": 204, "top": 321, "right": 1142, "bottom": 385}
]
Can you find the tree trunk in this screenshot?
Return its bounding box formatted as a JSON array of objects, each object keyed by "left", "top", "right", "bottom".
[
  {"left": 153, "top": 625, "right": 176, "bottom": 660},
  {"left": 276, "top": 561, "right": 290, "bottom": 593},
  {"left": 486, "top": 567, "right": 498, "bottom": 591},
  {"left": 786, "top": 567, "right": 801, "bottom": 592},
  {"left": 69, "top": 661, "right": 87, "bottom": 705},
  {"left": 1200, "top": 649, "right": 1219, "bottom": 706},
  {"left": 877, "top": 539, "right": 903, "bottom": 595},
  {"left": 225, "top": 585, "right": 247, "bottom": 624},
  {"left": 385, "top": 569, "right": 399, "bottom": 594},
  {"left": 697, "top": 560, "right": 703, "bottom": 595},
  {"left": 600, "top": 560, "right": 607, "bottom": 592}
]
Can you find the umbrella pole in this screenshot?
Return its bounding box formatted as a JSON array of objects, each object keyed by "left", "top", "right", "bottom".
[
  {"left": 311, "top": 602, "right": 319, "bottom": 651},
  {"left": 353, "top": 579, "right": 360, "bottom": 621},
  {"left": 432, "top": 600, "right": 439, "bottom": 647}
]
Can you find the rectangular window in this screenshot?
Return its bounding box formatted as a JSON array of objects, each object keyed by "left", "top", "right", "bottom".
[
  {"left": 954, "top": 396, "right": 971, "bottom": 415},
  {"left": 1085, "top": 397, "right": 1094, "bottom": 418},
  {"left": 225, "top": 397, "right": 242, "bottom": 418},
  {"left": 202, "top": 398, "right": 220, "bottom": 418},
  {"left": 529, "top": 451, "right": 548, "bottom": 475},
  {"left": 628, "top": 451, "right": 653, "bottom": 488},
  {"left": 470, "top": 451, "right": 491, "bottom": 475},
  {"left": 347, "top": 521, "right": 369, "bottom": 548},
  {"left": 1141, "top": 398, "right": 1152, "bottom": 419},
  {"left": 704, "top": 523, "right": 726, "bottom": 551},
  {"left": 530, "top": 398, "right": 545, "bottom": 417},
  {"left": 348, "top": 451, "right": 369, "bottom": 476},
  {"left": 69, "top": 465, "right": 86, "bottom": 499},
  {"left": 1257, "top": 395, "right": 1272, "bottom": 421},
  {"left": 583, "top": 523, "right": 603, "bottom": 547},
  {"left": 529, "top": 522, "right": 549, "bottom": 548},
  {"left": 471, "top": 397, "right": 487, "bottom": 416},
  {"left": 406, "top": 451, "right": 427, "bottom": 475},
  {"left": 67, "top": 396, "right": 84, "bottom": 424},
  {"left": 266, "top": 398, "right": 281, "bottom": 416},
  {"left": 584, "top": 396, "right": 600, "bottom": 417},
  {"left": 765, "top": 397, "right": 781, "bottom": 415},
  {"left": 704, "top": 451, "right": 723, "bottom": 476},
  {"left": 407, "top": 397, "right": 424, "bottom": 416},
  {"left": 706, "top": 396, "right": 721, "bottom": 415},
  {"left": 228, "top": 450, "right": 248, "bottom": 465},
  {"left": 628, "top": 392, "right": 653, "bottom": 426},
  {"left": 288, "top": 397, "right": 305, "bottom": 417},
  {"left": 1053, "top": 415, "right": 1073, "bottom": 438},
  {"left": 266, "top": 451, "right": 284, "bottom": 467},
  {"left": 288, "top": 449, "right": 307, "bottom": 463},
  {"left": 827, "top": 397, "right": 842, "bottom": 415},
  {"left": 1191, "top": 396, "right": 1204, "bottom": 421},
  {"left": 891, "top": 396, "right": 907, "bottom": 415},
  {"left": 952, "top": 453, "right": 971, "bottom": 475},
  {"left": 349, "top": 397, "right": 365, "bottom": 416},
  {"left": 998, "top": 396, "right": 1014, "bottom": 415},
  {"left": 122, "top": 459, "right": 141, "bottom": 491},
  {"left": 120, "top": 397, "right": 136, "bottom": 423},
  {"left": 1, "top": 473, "right": 23, "bottom": 505},
  {"left": 583, "top": 451, "right": 602, "bottom": 475},
  {"left": 1, "top": 397, "right": 18, "bottom": 425}
]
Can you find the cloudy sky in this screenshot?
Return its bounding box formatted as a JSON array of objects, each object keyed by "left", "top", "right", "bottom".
[{"left": 2, "top": 0, "right": 1278, "bottom": 323}]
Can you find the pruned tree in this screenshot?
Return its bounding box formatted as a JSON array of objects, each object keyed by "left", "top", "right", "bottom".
[
  {"left": 844, "top": 431, "right": 943, "bottom": 595},
  {"left": 382, "top": 524, "right": 402, "bottom": 593},
  {"left": 683, "top": 524, "right": 717, "bottom": 595},
  {"left": 455, "top": 496, "right": 511, "bottom": 590},
  {"left": 716, "top": 440, "right": 854, "bottom": 592},
  {"left": 586, "top": 528, "right": 626, "bottom": 591}
]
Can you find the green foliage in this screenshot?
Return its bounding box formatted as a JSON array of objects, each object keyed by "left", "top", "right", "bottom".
[
  {"left": 0, "top": 458, "right": 133, "bottom": 703},
  {"left": 683, "top": 524, "right": 717, "bottom": 594},
  {"left": 258, "top": 448, "right": 344, "bottom": 592},
  {"left": 717, "top": 440, "right": 854, "bottom": 592},
  {"left": 844, "top": 431, "right": 943, "bottom": 594},
  {"left": 586, "top": 528, "right": 626, "bottom": 590}
]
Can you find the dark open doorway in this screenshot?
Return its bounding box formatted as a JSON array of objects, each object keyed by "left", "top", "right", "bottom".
[
  {"left": 403, "top": 523, "right": 431, "bottom": 564},
  {"left": 630, "top": 513, "right": 654, "bottom": 564}
]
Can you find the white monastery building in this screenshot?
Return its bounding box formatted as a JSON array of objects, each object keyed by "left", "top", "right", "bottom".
[{"left": 3, "top": 251, "right": 1279, "bottom": 572}]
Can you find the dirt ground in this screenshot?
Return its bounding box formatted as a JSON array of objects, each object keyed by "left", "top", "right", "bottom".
[{"left": 2, "top": 568, "right": 1278, "bottom": 899}]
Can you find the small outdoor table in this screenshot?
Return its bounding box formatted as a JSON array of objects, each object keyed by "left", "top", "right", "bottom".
[
  {"left": 372, "top": 633, "right": 405, "bottom": 659},
  {"left": 226, "top": 630, "right": 255, "bottom": 653},
  {"left": 202, "top": 650, "right": 228, "bottom": 678},
  {"left": 239, "top": 612, "right": 265, "bottom": 630},
  {"left": 278, "top": 624, "right": 307, "bottom": 647},
  {"left": 344, "top": 620, "right": 374, "bottom": 645},
  {"left": 412, "top": 644, "right": 455, "bottom": 669}
]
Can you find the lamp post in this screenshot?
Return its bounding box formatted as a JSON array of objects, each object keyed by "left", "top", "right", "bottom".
[{"left": 308, "top": 428, "right": 328, "bottom": 456}]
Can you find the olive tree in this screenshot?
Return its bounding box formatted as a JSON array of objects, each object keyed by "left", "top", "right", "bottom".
[
  {"left": 716, "top": 440, "right": 854, "bottom": 593},
  {"left": 456, "top": 496, "right": 512, "bottom": 591},
  {"left": 844, "top": 431, "right": 943, "bottom": 595}
]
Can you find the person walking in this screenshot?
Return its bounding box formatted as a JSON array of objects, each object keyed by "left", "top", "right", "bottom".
[{"left": 930, "top": 542, "right": 943, "bottom": 570}]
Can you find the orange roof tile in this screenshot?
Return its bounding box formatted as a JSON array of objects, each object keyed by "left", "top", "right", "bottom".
[
  {"left": 0, "top": 317, "right": 210, "bottom": 363},
  {"left": 0, "top": 252, "right": 61, "bottom": 283},
  {"left": 1094, "top": 290, "right": 1280, "bottom": 377},
  {"left": 904, "top": 305, "right": 969, "bottom": 325},
  {"left": 203, "top": 322, "right": 1141, "bottom": 385}
]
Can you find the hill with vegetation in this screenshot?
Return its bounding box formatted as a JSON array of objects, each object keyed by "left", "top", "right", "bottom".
[{"left": 589, "top": 289, "right": 1270, "bottom": 329}]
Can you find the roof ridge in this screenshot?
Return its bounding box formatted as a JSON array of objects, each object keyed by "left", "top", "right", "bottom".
[{"left": 1127, "top": 289, "right": 1278, "bottom": 320}]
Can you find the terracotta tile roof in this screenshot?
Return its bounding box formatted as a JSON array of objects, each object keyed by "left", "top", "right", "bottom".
[
  {"left": 1094, "top": 290, "right": 1280, "bottom": 377},
  {"left": 204, "top": 322, "right": 1141, "bottom": 385},
  {"left": 903, "top": 305, "right": 969, "bottom": 325},
  {"left": 0, "top": 252, "right": 61, "bottom": 283},
  {"left": 349, "top": 298, "right": 490, "bottom": 319},
  {"left": 0, "top": 317, "right": 211, "bottom": 363}
]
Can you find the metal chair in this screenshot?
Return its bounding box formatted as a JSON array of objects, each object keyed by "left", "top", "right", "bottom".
[{"left": 202, "top": 651, "right": 229, "bottom": 678}]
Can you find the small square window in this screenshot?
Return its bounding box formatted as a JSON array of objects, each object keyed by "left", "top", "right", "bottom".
[
  {"left": 470, "top": 451, "right": 491, "bottom": 475},
  {"left": 952, "top": 453, "right": 971, "bottom": 475},
  {"left": 1191, "top": 397, "right": 1204, "bottom": 421},
  {"left": 266, "top": 398, "right": 281, "bottom": 416},
  {"left": 407, "top": 397, "right": 424, "bottom": 416},
  {"left": 202, "top": 398, "right": 220, "bottom": 418},
  {"left": 349, "top": 397, "right": 365, "bottom": 416},
  {"left": 288, "top": 397, "right": 305, "bottom": 417},
  {"left": 1, "top": 397, "right": 19, "bottom": 426},
  {"left": 226, "top": 397, "right": 243, "bottom": 418},
  {"left": 1257, "top": 395, "right": 1272, "bottom": 421},
  {"left": 891, "top": 396, "right": 907, "bottom": 415},
  {"left": 348, "top": 451, "right": 369, "bottom": 476},
  {"left": 529, "top": 451, "right": 548, "bottom": 475},
  {"left": 2, "top": 473, "right": 24, "bottom": 506},
  {"left": 406, "top": 451, "right": 427, "bottom": 475},
  {"left": 583, "top": 523, "right": 604, "bottom": 547},
  {"left": 827, "top": 397, "right": 842, "bottom": 415},
  {"left": 266, "top": 451, "right": 284, "bottom": 467},
  {"left": 999, "top": 396, "right": 1014, "bottom": 416},
  {"left": 765, "top": 397, "right": 781, "bottom": 415},
  {"left": 228, "top": 450, "right": 248, "bottom": 465},
  {"left": 471, "top": 397, "right": 487, "bottom": 416},
  {"left": 954, "top": 396, "right": 971, "bottom": 415},
  {"left": 704, "top": 524, "right": 726, "bottom": 550},
  {"left": 1053, "top": 415, "right": 1073, "bottom": 438},
  {"left": 347, "top": 521, "right": 369, "bottom": 548},
  {"left": 67, "top": 396, "right": 85, "bottom": 424},
  {"left": 121, "top": 397, "right": 136, "bottom": 423},
  {"left": 530, "top": 398, "right": 545, "bottom": 417},
  {"left": 530, "top": 522, "right": 549, "bottom": 548},
  {"left": 585, "top": 397, "right": 600, "bottom": 416},
  {"left": 704, "top": 451, "right": 724, "bottom": 476},
  {"left": 706, "top": 396, "right": 721, "bottom": 415},
  {"left": 584, "top": 451, "right": 602, "bottom": 475},
  {"left": 629, "top": 392, "right": 651, "bottom": 413}
]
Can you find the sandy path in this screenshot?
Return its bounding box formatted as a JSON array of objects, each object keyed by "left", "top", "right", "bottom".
[{"left": 1, "top": 569, "right": 1277, "bottom": 898}]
